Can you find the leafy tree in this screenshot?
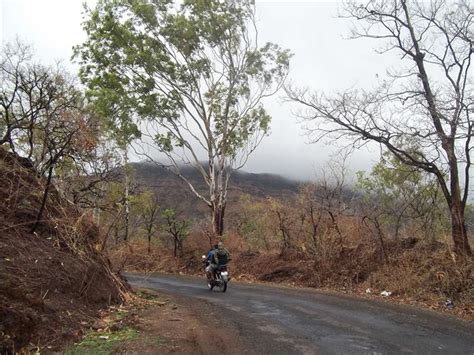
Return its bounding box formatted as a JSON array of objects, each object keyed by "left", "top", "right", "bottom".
[
  {"left": 287, "top": 0, "right": 473, "bottom": 255},
  {"left": 297, "top": 157, "right": 351, "bottom": 256},
  {"left": 268, "top": 198, "right": 297, "bottom": 254},
  {"left": 237, "top": 194, "right": 272, "bottom": 250},
  {"left": 98, "top": 179, "right": 138, "bottom": 247},
  {"left": 132, "top": 190, "right": 160, "bottom": 253},
  {"left": 75, "top": 0, "right": 291, "bottom": 236},
  {"left": 60, "top": 137, "right": 122, "bottom": 212},
  {"left": 356, "top": 152, "right": 448, "bottom": 242}
]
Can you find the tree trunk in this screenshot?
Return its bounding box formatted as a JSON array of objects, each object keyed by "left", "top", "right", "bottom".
[
  {"left": 124, "top": 198, "right": 129, "bottom": 241},
  {"left": 327, "top": 211, "right": 343, "bottom": 254},
  {"left": 374, "top": 217, "right": 388, "bottom": 263},
  {"left": 212, "top": 204, "right": 225, "bottom": 236},
  {"left": 402, "top": 1, "right": 471, "bottom": 256},
  {"left": 31, "top": 164, "right": 54, "bottom": 233},
  {"left": 444, "top": 146, "right": 472, "bottom": 256},
  {"left": 177, "top": 238, "right": 183, "bottom": 256},
  {"left": 450, "top": 202, "right": 471, "bottom": 256},
  {"left": 123, "top": 150, "right": 129, "bottom": 242},
  {"left": 363, "top": 216, "right": 388, "bottom": 263}
]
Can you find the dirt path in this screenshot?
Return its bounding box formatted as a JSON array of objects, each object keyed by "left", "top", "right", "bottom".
[
  {"left": 66, "top": 288, "right": 252, "bottom": 354},
  {"left": 114, "top": 290, "right": 248, "bottom": 354}
]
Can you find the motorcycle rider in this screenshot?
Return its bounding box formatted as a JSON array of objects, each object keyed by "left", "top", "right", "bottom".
[
  {"left": 212, "top": 241, "right": 230, "bottom": 272},
  {"left": 205, "top": 243, "right": 218, "bottom": 280}
]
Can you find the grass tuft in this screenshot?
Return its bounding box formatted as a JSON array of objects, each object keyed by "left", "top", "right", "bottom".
[{"left": 67, "top": 327, "right": 139, "bottom": 354}]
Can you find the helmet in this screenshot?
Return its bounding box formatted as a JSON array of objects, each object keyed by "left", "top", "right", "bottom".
[
  {"left": 213, "top": 243, "right": 219, "bottom": 249},
  {"left": 217, "top": 241, "right": 223, "bottom": 248}
]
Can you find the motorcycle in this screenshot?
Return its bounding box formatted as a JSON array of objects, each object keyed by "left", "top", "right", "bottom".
[{"left": 202, "top": 255, "right": 230, "bottom": 292}]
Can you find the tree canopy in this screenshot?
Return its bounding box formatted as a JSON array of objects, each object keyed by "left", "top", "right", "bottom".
[{"left": 75, "top": 0, "right": 291, "bottom": 235}]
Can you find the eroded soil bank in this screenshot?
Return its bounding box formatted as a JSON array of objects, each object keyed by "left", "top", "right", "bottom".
[{"left": 0, "top": 148, "right": 128, "bottom": 353}]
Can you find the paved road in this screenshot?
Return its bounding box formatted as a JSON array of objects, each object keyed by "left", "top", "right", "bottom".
[{"left": 126, "top": 273, "right": 474, "bottom": 354}]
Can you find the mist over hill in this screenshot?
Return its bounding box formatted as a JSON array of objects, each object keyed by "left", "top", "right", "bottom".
[
  {"left": 129, "top": 162, "right": 302, "bottom": 223},
  {"left": 132, "top": 162, "right": 301, "bottom": 195}
]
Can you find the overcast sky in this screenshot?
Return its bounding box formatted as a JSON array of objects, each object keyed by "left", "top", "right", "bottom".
[{"left": 1, "top": 0, "right": 400, "bottom": 181}]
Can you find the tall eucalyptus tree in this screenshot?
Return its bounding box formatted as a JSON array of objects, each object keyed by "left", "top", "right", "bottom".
[{"left": 76, "top": 0, "right": 290, "bottom": 236}]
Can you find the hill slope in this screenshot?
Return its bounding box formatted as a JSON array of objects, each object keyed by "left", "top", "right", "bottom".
[
  {"left": 130, "top": 162, "right": 301, "bottom": 222},
  {"left": 0, "top": 148, "right": 127, "bottom": 352}
]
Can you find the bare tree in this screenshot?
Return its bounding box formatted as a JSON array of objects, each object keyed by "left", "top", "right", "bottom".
[
  {"left": 298, "top": 183, "right": 324, "bottom": 253},
  {"left": 269, "top": 198, "right": 296, "bottom": 254},
  {"left": 0, "top": 41, "right": 97, "bottom": 233},
  {"left": 64, "top": 140, "right": 122, "bottom": 212},
  {"left": 298, "top": 157, "right": 352, "bottom": 256},
  {"left": 287, "top": 0, "right": 473, "bottom": 255},
  {"left": 30, "top": 109, "right": 86, "bottom": 233},
  {"left": 162, "top": 208, "right": 189, "bottom": 257},
  {"left": 1, "top": 40, "right": 34, "bottom": 151},
  {"left": 1, "top": 41, "right": 77, "bottom": 159}
]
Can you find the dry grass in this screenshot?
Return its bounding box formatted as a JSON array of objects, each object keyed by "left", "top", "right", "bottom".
[{"left": 363, "top": 245, "right": 473, "bottom": 317}]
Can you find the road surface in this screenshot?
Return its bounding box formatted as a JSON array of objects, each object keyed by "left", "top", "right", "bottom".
[{"left": 126, "top": 273, "right": 474, "bottom": 354}]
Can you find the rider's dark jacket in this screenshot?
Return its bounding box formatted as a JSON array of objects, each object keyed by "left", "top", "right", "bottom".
[{"left": 213, "top": 246, "right": 230, "bottom": 266}]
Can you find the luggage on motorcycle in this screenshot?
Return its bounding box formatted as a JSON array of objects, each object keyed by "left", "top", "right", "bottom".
[{"left": 215, "top": 247, "right": 229, "bottom": 265}]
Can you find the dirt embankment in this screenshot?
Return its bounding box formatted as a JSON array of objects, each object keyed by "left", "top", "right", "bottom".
[
  {"left": 111, "top": 240, "right": 473, "bottom": 322},
  {"left": 0, "top": 147, "right": 128, "bottom": 353}
]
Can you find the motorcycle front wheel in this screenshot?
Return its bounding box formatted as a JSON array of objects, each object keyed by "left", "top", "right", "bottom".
[{"left": 219, "top": 281, "right": 227, "bottom": 293}]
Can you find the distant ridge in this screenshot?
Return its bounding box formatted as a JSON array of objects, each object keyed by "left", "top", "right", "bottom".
[
  {"left": 131, "top": 161, "right": 300, "bottom": 196},
  {"left": 129, "top": 162, "right": 301, "bottom": 221}
]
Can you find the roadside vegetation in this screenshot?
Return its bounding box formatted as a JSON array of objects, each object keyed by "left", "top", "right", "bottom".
[
  {"left": 110, "top": 156, "right": 473, "bottom": 320},
  {"left": 66, "top": 291, "right": 166, "bottom": 355},
  {"left": 68, "top": 328, "right": 140, "bottom": 354}
]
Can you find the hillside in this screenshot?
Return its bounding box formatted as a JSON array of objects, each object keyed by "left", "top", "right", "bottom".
[
  {"left": 0, "top": 147, "right": 128, "bottom": 352},
  {"left": 130, "top": 162, "right": 301, "bottom": 222}
]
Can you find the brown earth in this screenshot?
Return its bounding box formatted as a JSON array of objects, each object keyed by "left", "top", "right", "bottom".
[
  {"left": 0, "top": 147, "right": 128, "bottom": 353},
  {"left": 67, "top": 289, "right": 247, "bottom": 354},
  {"left": 117, "top": 293, "right": 245, "bottom": 354}
]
